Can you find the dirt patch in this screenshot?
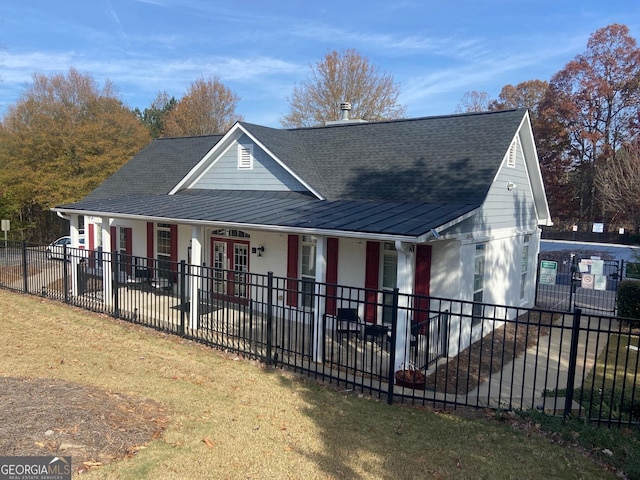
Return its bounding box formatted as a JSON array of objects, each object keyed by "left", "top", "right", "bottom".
[
  {"left": 425, "top": 311, "right": 557, "bottom": 394},
  {"left": 0, "top": 377, "right": 167, "bottom": 473}
]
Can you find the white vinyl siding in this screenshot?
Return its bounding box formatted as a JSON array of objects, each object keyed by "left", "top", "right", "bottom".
[{"left": 192, "top": 136, "right": 308, "bottom": 192}]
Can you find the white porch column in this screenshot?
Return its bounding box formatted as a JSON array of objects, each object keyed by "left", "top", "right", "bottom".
[
  {"left": 101, "top": 219, "right": 113, "bottom": 307},
  {"left": 394, "top": 241, "right": 415, "bottom": 372},
  {"left": 189, "top": 226, "right": 204, "bottom": 329},
  {"left": 312, "top": 236, "right": 327, "bottom": 363},
  {"left": 69, "top": 215, "right": 81, "bottom": 297}
]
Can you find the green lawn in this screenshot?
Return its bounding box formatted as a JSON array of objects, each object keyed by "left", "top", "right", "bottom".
[{"left": 0, "top": 290, "right": 625, "bottom": 479}]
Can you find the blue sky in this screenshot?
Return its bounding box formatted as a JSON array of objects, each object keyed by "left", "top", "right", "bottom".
[{"left": 1, "top": 0, "right": 639, "bottom": 127}]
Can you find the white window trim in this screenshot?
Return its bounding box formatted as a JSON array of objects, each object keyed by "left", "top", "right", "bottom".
[{"left": 238, "top": 144, "right": 254, "bottom": 170}]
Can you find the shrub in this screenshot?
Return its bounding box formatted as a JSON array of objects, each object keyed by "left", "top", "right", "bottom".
[{"left": 617, "top": 280, "right": 640, "bottom": 324}]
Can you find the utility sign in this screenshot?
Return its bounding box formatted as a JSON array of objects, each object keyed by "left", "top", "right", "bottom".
[
  {"left": 539, "top": 260, "right": 557, "bottom": 285},
  {"left": 0, "top": 219, "right": 9, "bottom": 232}
]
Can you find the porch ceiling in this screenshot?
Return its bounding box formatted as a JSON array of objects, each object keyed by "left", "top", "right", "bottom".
[{"left": 54, "top": 190, "right": 479, "bottom": 240}]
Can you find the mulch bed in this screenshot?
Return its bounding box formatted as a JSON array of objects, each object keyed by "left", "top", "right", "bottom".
[
  {"left": 425, "top": 311, "right": 557, "bottom": 394},
  {"left": 0, "top": 377, "right": 168, "bottom": 474}
]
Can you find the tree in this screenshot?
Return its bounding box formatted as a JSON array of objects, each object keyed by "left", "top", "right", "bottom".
[
  {"left": 597, "top": 141, "right": 640, "bottom": 233},
  {"left": 135, "top": 91, "right": 177, "bottom": 138},
  {"left": 543, "top": 24, "right": 640, "bottom": 225},
  {"left": 487, "top": 79, "right": 577, "bottom": 224},
  {"left": 455, "top": 90, "right": 491, "bottom": 113},
  {"left": 0, "top": 67, "right": 151, "bottom": 240},
  {"left": 162, "top": 77, "right": 242, "bottom": 137},
  {"left": 281, "top": 49, "right": 406, "bottom": 127},
  {"left": 489, "top": 80, "right": 549, "bottom": 115}
]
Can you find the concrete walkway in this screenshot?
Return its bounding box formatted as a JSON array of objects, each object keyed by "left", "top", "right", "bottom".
[{"left": 468, "top": 311, "right": 615, "bottom": 412}]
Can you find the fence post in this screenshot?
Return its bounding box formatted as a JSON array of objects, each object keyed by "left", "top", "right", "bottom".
[
  {"left": 386, "top": 288, "right": 399, "bottom": 405},
  {"left": 63, "top": 246, "right": 69, "bottom": 304},
  {"left": 266, "top": 271, "right": 274, "bottom": 364},
  {"left": 534, "top": 256, "right": 541, "bottom": 307},
  {"left": 21, "top": 241, "right": 28, "bottom": 293},
  {"left": 568, "top": 254, "right": 577, "bottom": 312},
  {"left": 564, "top": 308, "right": 582, "bottom": 418},
  {"left": 112, "top": 252, "right": 120, "bottom": 317},
  {"left": 179, "top": 260, "right": 186, "bottom": 336}
]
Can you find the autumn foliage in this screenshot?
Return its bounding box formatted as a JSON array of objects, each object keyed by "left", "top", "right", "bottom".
[{"left": 0, "top": 68, "right": 151, "bottom": 240}]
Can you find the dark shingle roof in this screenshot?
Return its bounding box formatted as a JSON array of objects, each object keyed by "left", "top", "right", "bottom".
[
  {"left": 83, "top": 134, "right": 223, "bottom": 201},
  {"left": 243, "top": 109, "right": 525, "bottom": 204},
  {"left": 59, "top": 110, "right": 527, "bottom": 238}
]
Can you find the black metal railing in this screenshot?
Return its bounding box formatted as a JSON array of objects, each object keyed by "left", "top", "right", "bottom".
[{"left": 1, "top": 241, "right": 638, "bottom": 427}]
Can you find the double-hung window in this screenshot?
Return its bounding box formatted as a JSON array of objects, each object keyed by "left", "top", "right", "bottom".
[
  {"left": 300, "top": 235, "right": 316, "bottom": 310},
  {"left": 381, "top": 242, "right": 398, "bottom": 324},
  {"left": 472, "top": 243, "right": 486, "bottom": 326},
  {"left": 520, "top": 235, "right": 530, "bottom": 299},
  {"left": 156, "top": 223, "right": 172, "bottom": 279}
]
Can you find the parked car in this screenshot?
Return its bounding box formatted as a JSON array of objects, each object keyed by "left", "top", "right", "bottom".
[{"left": 46, "top": 236, "right": 86, "bottom": 260}]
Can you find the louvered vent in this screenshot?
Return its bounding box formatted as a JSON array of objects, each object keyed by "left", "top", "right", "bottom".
[
  {"left": 238, "top": 144, "right": 253, "bottom": 170},
  {"left": 507, "top": 140, "right": 517, "bottom": 168}
]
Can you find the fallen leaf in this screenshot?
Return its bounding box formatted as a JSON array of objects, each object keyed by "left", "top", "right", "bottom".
[{"left": 203, "top": 437, "right": 215, "bottom": 448}]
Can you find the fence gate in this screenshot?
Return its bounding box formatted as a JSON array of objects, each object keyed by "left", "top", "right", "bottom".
[{"left": 535, "top": 252, "right": 622, "bottom": 313}]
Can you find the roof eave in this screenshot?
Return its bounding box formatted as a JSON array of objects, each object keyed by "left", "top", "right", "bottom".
[{"left": 51, "top": 206, "right": 423, "bottom": 243}]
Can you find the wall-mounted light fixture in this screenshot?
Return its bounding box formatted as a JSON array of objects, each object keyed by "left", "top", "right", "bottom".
[
  {"left": 507, "top": 182, "right": 517, "bottom": 191},
  {"left": 256, "top": 245, "right": 265, "bottom": 257}
]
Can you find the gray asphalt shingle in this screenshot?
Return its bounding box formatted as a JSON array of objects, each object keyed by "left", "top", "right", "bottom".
[{"left": 59, "top": 109, "right": 526, "bottom": 238}]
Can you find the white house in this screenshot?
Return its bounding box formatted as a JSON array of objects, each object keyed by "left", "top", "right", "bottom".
[{"left": 53, "top": 108, "right": 551, "bottom": 368}]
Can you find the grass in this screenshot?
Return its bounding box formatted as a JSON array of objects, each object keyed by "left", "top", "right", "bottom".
[
  {"left": 0, "top": 289, "right": 628, "bottom": 479},
  {"left": 578, "top": 334, "right": 640, "bottom": 423}
]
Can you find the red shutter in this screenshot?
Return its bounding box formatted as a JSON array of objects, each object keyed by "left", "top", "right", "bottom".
[
  {"left": 325, "top": 237, "right": 339, "bottom": 316},
  {"left": 125, "top": 227, "right": 133, "bottom": 275},
  {"left": 146, "top": 222, "right": 154, "bottom": 259},
  {"left": 286, "top": 235, "right": 299, "bottom": 306},
  {"left": 414, "top": 244, "right": 432, "bottom": 327},
  {"left": 146, "top": 222, "right": 154, "bottom": 273},
  {"left": 88, "top": 224, "right": 95, "bottom": 251},
  {"left": 88, "top": 224, "right": 96, "bottom": 268},
  {"left": 169, "top": 224, "right": 178, "bottom": 280},
  {"left": 364, "top": 241, "right": 380, "bottom": 323},
  {"left": 110, "top": 226, "right": 117, "bottom": 253},
  {"left": 124, "top": 228, "right": 133, "bottom": 256}
]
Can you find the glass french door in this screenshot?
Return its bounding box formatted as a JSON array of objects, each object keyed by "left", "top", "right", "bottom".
[{"left": 211, "top": 238, "right": 249, "bottom": 301}]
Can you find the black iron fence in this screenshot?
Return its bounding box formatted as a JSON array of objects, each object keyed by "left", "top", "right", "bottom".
[{"left": 1, "top": 240, "right": 638, "bottom": 427}]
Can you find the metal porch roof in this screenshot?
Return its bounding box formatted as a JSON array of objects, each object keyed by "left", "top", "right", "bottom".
[{"left": 54, "top": 190, "right": 479, "bottom": 240}]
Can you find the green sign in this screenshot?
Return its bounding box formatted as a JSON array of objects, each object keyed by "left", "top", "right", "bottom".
[{"left": 539, "top": 260, "right": 557, "bottom": 285}]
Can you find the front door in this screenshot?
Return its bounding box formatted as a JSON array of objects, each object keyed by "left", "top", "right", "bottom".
[{"left": 211, "top": 237, "right": 249, "bottom": 302}]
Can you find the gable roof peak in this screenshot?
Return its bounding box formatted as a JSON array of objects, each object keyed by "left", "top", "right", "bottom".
[{"left": 282, "top": 108, "right": 524, "bottom": 132}]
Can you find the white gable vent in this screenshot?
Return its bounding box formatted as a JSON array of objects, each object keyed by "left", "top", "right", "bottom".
[
  {"left": 507, "top": 139, "right": 517, "bottom": 168},
  {"left": 238, "top": 144, "right": 253, "bottom": 170}
]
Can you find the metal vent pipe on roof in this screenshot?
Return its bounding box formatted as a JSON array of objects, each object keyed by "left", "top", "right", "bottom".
[{"left": 340, "top": 102, "right": 351, "bottom": 120}]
